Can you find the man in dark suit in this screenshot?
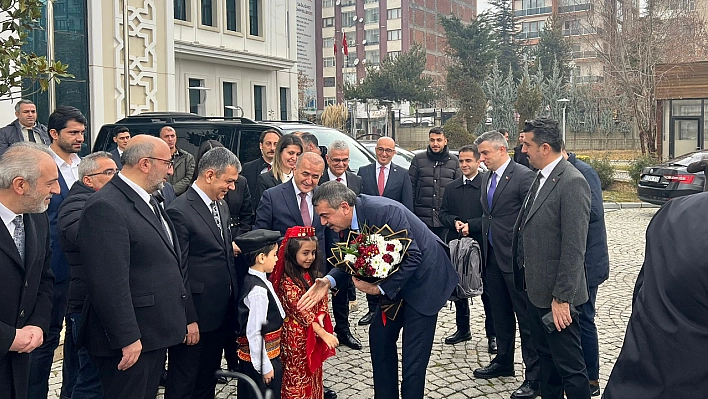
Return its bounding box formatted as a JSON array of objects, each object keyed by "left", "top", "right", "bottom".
[
  {"left": 0, "top": 142, "right": 59, "bottom": 399},
  {"left": 564, "top": 149, "right": 609, "bottom": 397},
  {"left": 78, "top": 135, "right": 190, "bottom": 399},
  {"left": 439, "top": 144, "right": 496, "bottom": 353},
  {"left": 513, "top": 132, "right": 533, "bottom": 170},
  {"left": 241, "top": 129, "right": 281, "bottom": 197},
  {"left": 30, "top": 106, "right": 86, "bottom": 399},
  {"left": 57, "top": 151, "right": 119, "bottom": 399},
  {"left": 356, "top": 136, "right": 413, "bottom": 325},
  {"left": 513, "top": 118, "right": 591, "bottom": 399},
  {"left": 301, "top": 182, "right": 458, "bottom": 399},
  {"left": 319, "top": 140, "right": 363, "bottom": 350},
  {"left": 604, "top": 192, "right": 707, "bottom": 399},
  {"left": 0, "top": 100, "right": 51, "bottom": 157},
  {"left": 474, "top": 131, "right": 541, "bottom": 399},
  {"left": 165, "top": 147, "right": 241, "bottom": 399},
  {"left": 110, "top": 126, "right": 130, "bottom": 170}
]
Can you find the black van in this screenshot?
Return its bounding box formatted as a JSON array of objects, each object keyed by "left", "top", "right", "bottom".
[{"left": 92, "top": 112, "right": 376, "bottom": 171}]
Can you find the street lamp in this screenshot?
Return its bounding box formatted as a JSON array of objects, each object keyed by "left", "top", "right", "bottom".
[{"left": 557, "top": 98, "right": 570, "bottom": 144}]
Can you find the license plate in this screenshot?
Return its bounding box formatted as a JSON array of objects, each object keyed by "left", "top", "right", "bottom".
[{"left": 642, "top": 175, "right": 661, "bottom": 182}]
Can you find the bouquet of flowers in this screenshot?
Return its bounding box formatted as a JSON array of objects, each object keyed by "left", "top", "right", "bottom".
[{"left": 328, "top": 224, "right": 412, "bottom": 321}]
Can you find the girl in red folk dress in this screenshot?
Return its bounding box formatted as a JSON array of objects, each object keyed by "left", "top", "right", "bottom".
[{"left": 270, "top": 226, "right": 339, "bottom": 399}]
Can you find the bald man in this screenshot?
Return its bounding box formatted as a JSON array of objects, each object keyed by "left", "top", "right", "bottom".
[{"left": 78, "top": 135, "right": 191, "bottom": 399}]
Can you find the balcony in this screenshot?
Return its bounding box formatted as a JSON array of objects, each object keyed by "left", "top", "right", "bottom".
[
  {"left": 517, "top": 31, "right": 541, "bottom": 40},
  {"left": 572, "top": 50, "right": 598, "bottom": 59},
  {"left": 559, "top": 3, "right": 591, "bottom": 13},
  {"left": 563, "top": 27, "right": 602, "bottom": 36},
  {"left": 514, "top": 6, "right": 552, "bottom": 17},
  {"left": 572, "top": 75, "right": 604, "bottom": 84}
]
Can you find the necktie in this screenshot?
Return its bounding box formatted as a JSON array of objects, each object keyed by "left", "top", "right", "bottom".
[
  {"left": 27, "top": 128, "right": 36, "bottom": 143},
  {"left": 150, "top": 196, "right": 173, "bottom": 245},
  {"left": 299, "top": 192, "right": 312, "bottom": 227},
  {"left": 12, "top": 215, "right": 25, "bottom": 262},
  {"left": 517, "top": 172, "right": 542, "bottom": 269},
  {"left": 487, "top": 173, "right": 497, "bottom": 246},
  {"left": 377, "top": 166, "right": 386, "bottom": 196},
  {"left": 210, "top": 201, "right": 224, "bottom": 238},
  {"left": 267, "top": 163, "right": 272, "bottom": 171},
  {"left": 336, "top": 177, "right": 342, "bottom": 183}
]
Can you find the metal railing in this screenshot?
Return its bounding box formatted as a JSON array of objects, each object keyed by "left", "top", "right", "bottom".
[{"left": 513, "top": 6, "right": 552, "bottom": 17}]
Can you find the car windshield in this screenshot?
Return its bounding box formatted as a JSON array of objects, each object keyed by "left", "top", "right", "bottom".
[
  {"left": 668, "top": 151, "right": 708, "bottom": 166},
  {"left": 279, "top": 126, "right": 376, "bottom": 172}
]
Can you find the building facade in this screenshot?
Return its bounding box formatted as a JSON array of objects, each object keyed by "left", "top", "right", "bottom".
[
  {"left": 13, "top": 0, "right": 298, "bottom": 147},
  {"left": 316, "top": 0, "right": 476, "bottom": 109}
]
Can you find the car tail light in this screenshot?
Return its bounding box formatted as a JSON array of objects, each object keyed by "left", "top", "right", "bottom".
[{"left": 663, "top": 174, "right": 696, "bottom": 184}]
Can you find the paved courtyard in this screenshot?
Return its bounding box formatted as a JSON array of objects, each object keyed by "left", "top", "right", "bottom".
[{"left": 49, "top": 207, "right": 657, "bottom": 398}]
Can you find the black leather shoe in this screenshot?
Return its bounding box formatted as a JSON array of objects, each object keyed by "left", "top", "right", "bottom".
[
  {"left": 488, "top": 336, "right": 498, "bottom": 354},
  {"left": 358, "top": 311, "right": 375, "bottom": 325},
  {"left": 473, "top": 363, "right": 515, "bottom": 379},
  {"left": 337, "top": 331, "right": 363, "bottom": 350},
  {"left": 324, "top": 386, "right": 337, "bottom": 399},
  {"left": 590, "top": 380, "right": 600, "bottom": 397},
  {"left": 510, "top": 380, "right": 540, "bottom": 399},
  {"left": 444, "top": 329, "right": 472, "bottom": 345}
]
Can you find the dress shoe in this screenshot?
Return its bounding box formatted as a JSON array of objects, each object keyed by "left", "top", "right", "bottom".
[
  {"left": 358, "top": 310, "right": 375, "bottom": 325},
  {"left": 510, "top": 380, "right": 540, "bottom": 399},
  {"left": 337, "top": 331, "right": 363, "bottom": 350},
  {"left": 488, "top": 336, "right": 498, "bottom": 354},
  {"left": 473, "top": 363, "right": 515, "bottom": 379},
  {"left": 444, "top": 329, "right": 472, "bottom": 345},
  {"left": 324, "top": 386, "right": 337, "bottom": 399},
  {"left": 589, "top": 380, "right": 600, "bottom": 397}
]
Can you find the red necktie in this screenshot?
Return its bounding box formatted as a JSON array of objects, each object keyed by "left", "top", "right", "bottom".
[
  {"left": 267, "top": 163, "right": 272, "bottom": 171},
  {"left": 336, "top": 177, "right": 342, "bottom": 182},
  {"left": 377, "top": 166, "right": 386, "bottom": 196},
  {"left": 299, "top": 192, "right": 312, "bottom": 227}
]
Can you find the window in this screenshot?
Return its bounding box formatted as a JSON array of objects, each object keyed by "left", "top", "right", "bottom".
[
  {"left": 249, "top": 0, "right": 261, "bottom": 36},
  {"left": 387, "top": 8, "right": 401, "bottom": 19},
  {"left": 387, "top": 29, "right": 401, "bottom": 40},
  {"left": 522, "top": 0, "right": 542, "bottom": 8},
  {"left": 189, "top": 78, "right": 206, "bottom": 116},
  {"left": 253, "top": 85, "right": 265, "bottom": 120},
  {"left": 323, "top": 57, "right": 335, "bottom": 67},
  {"left": 201, "top": 0, "right": 214, "bottom": 26},
  {"left": 323, "top": 17, "right": 334, "bottom": 27},
  {"left": 346, "top": 52, "right": 357, "bottom": 65},
  {"left": 521, "top": 21, "right": 544, "bottom": 38},
  {"left": 366, "top": 50, "right": 380, "bottom": 65},
  {"left": 342, "top": 11, "right": 356, "bottom": 27},
  {"left": 344, "top": 72, "right": 357, "bottom": 84},
  {"left": 365, "top": 29, "right": 379, "bottom": 45},
  {"left": 365, "top": 8, "right": 379, "bottom": 24},
  {"left": 280, "top": 88, "right": 290, "bottom": 120},
  {"left": 174, "top": 0, "right": 189, "bottom": 21},
  {"left": 323, "top": 0, "right": 334, "bottom": 7},
  {"left": 387, "top": 51, "right": 400, "bottom": 59},
  {"left": 323, "top": 77, "right": 336, "bottom": 87},
  {"left": 347, "top": 34, "right": 355, "bottom": 47},
  {"left": 226, "top": 0, "right": 239, "bottom": 31},
  {"left": 323, "top": 37, "right": 334, "bottom": 48},
  {"left": 365, "top": 0, "right": 378, "bottom": 3},
  {"left": 223, "top": 82, "right": 237, "bottom": 117},
  {"left": 324, "top": 97, "right": 336, "bottom": 106}
]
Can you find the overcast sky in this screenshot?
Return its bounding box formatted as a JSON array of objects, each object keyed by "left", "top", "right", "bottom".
[{"left": 478, "top": 0, "right": 493, "bottom": 14}]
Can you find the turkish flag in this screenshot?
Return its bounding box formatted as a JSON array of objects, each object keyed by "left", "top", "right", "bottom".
[
  {"left": 334, "top": 42, "right": 337, "bottom": 56},
  {"left": 342, "top": 32, "right": 349, "bottom": 56}
]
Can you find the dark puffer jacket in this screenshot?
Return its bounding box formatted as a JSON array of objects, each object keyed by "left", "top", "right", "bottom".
[{"left": 409, "top": 146, "right": 461, "bottom": 228}]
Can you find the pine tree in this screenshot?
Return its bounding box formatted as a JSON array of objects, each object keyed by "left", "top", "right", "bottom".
[{"left": 488, "top": 0, "right": 523, "bottom": 79}]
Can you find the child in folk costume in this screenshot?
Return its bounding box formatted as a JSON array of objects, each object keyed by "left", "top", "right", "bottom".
[
  {"left": 270, "top": 226, "right": 338, "bottom": 399},
  {"left": 235, "top": 229, "right": 286, "bottom": 399}
]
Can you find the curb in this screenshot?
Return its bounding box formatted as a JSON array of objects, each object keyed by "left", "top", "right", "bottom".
[{"left": 603, "top": 202, "right": 661, "bottom": 210}]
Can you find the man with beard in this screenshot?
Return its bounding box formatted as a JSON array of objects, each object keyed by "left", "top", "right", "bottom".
[
  {"left": 241, "top": 129, "right": 281, "bottom": 198},
  {"left": 0, "top": 99, "right": 52, "bottom": 156},
  {"left": 78, "top": 135, "right": 190, "bottom": 399},
  {"left": 0, "top": 142, "right": 59, "bottom": 399},
  {"left": 161, "top": 126, "right": 195, "bottom": 196},
  {"left": 29, "top": 106, "right": 86, "bottom": 399}
]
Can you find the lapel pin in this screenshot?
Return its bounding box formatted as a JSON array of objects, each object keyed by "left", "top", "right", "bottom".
[
  {"left": 553, "top": 178, "right": 557, "bottom": 182},
  {"left": 505, "top": 176, "right": 509, "bottom": 180}
]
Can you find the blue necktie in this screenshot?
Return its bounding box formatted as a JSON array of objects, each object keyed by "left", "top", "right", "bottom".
[{"left": 487, "top": 173, "right": 497, "bottom": 246}]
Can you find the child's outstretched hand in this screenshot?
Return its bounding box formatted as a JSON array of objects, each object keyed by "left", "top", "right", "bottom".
[
  {"left": 263, "top": 369, "right": 275, "bottom": 385},
  {"left": 317, "top": 313, "right": 325, "bottom": 328},
  {"left": 321, "top": 332, "right": 339, "bottom": 350}
]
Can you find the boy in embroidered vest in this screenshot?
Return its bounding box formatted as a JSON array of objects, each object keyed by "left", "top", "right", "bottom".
[{"left": 235, "top": 229, "right": 285, "bottom": 399}]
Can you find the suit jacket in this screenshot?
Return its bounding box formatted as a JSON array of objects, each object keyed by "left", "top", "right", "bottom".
[
  {"left": 253, "top": 180, "right": 326, "bottom": 255},
  {"left": 241, "top": 156, "right": 269, "bottom": 202},
  {"left": 319, "top": 171, "right": 362, "bottom": 194},
  {"left": 480, "top": 159, "right": 535, "bottom": 273},
  {"left": 0, "top": 212, "right": 54, "bottom": 399},
  {"left": 78, "top": 176, "right": 188, "bottom": 356},
  {"left": 254, "top": 170, "right": 283, "bottom": 212},
  {"left": 0, "top": 120, "right": 51, "bottom": 157},
  {"left": 47, "top": 170, "right": 71, "bottom": 283},
  {"left": 110, "top": 148, "right": 123, "bottom": 170},
  {"left": 512, "top": 157, "right": 590, "bottom": 308},
  {"left": 604, "top": 192, "right": 708, "bottom": 399},
  {"left": 161, "top": 182, "right": 177, "bottom": 207},
  {"left": 166, "top": 148, "right": 195, "bottom": 196},
  {"left": 439, "top": 174, "right": 485, "bottom": 245},
  {"left": 567, "top": 153, "right": 609, "bottom": 287},
  {"left": 167, "top": 188, "right": 236, "bottom": 332},
  {"left": 319, "top": 171, "right": 362, "bottom": 260},
  {"left": 224, "top": 175, "right": 254, "bottom": 238},
  {"left": 357, "top": 162, "right": 414, "bottom": 211},
  {"left": 328, "top": 195, "right": 458, "bottom": 316}
]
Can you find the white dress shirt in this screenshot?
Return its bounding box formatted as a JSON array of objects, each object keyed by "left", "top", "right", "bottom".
[
  {"left": 118, "top": 173, "right": 173, "bottom": 243},
  {"left": 191, "top": 182, "right": 213, "bottom": 208},
  {"left": 328, "top": 169, "right": 347, "bottom": 185},
  {"left": 535, "top": 155, "right": 564, "bottom": 198},
  {"left": 0, "top": 200, "right": 20, "bottom": 237},
  {"left": 50, "top": 148, "right": 81, "bottom": 188},
  {"left": 243, "top": 269, "right": 285, "bottom": 374},
  {"left": 487, "top": 157, "right": 511, "bottom": 192},
  {"left": 292, "top": 179, "right": 313, "bottom": 222},
  {"left": 376, "top": 162, "right": 391, "bottom": 187}
]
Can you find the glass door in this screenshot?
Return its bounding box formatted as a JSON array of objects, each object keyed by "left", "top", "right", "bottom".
[{"left": 670, "top": 118, "right": 701, "bottom": 158}]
